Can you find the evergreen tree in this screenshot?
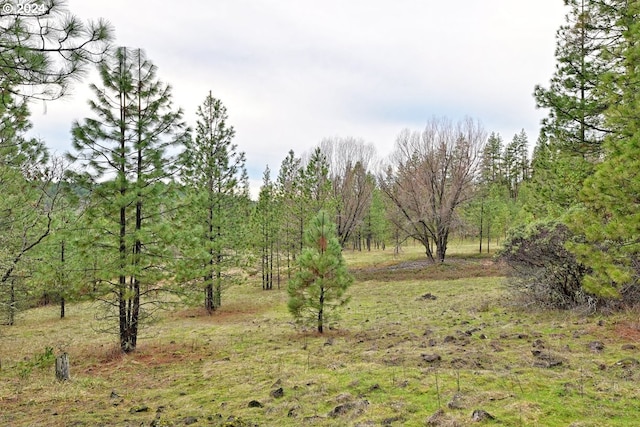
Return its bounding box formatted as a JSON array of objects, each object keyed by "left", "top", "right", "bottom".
[
  {"left": 0, "top": 90, "right": 59, "bottom": 325},
  {"left": 526, "top": 134, "right": 593, "bottom": 219},
  {"left": 177, "top": 91, "right": 247, "bottom": 313},
  {"left": 530, "top": 0, "right": 627, "bottom": 217},
  {"left": 568, "top": 2, "right": 640, "bottom": 297},
  {"left": 533, "top": 0, "right": 620, "bottom": 158},
  {"left": 276, "top": 150, "right": 303, "bottom": 277},
  {"left": 480, "top": 132, "right": 504, "bottom": 184},
  {"left": 29, "top": 177, "right": 86, "bottom": 319},
  {"left": 68, "top": 47, "right": 188, "bottom": 352},
  {"left": 296, "top": 147, "right": 334, "bottom": 251},
  {"left": 361, "top": 188, "right": 390, "bottom": 251},
  {"left": 252, "top": 166, "right": 279, "bottom": 290},
  {"left": 0, "top": 0, "right": 112, "bottom": 101},
  {"left": 287, "top": 210, "right": 353, "bottom": 333}
]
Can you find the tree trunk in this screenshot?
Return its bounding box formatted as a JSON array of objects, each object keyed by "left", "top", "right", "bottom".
[
  {"left": 55, "top": 353, "right": 70, "bottom": 381},
  {"left": 479, "top": 197, "right": 484, "bottom": 253},
  {"left": 8, "top": 280, "right": 16, "bottom": 326},
  {"left": 317, "top": 287, "right": 325, "bottom": 333},
  {"left": 205, "top": 283, "right": 214, "bottom": 314},
  {"left": 60, "top": 296, "right": 65, "bottom": 319}
]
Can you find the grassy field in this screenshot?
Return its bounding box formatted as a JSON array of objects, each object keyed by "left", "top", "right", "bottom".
[{"left": 2, "top": 242, "right": 640, "bottom": 426}]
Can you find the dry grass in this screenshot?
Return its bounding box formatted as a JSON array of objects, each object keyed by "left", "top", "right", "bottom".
[{"left": 2, "top": 243, "right": 640, "bottom": 426}]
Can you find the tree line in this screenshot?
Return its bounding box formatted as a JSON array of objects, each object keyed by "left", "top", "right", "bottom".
[{"left": 4, "top": 0, "right": 637, "bottom": 351}]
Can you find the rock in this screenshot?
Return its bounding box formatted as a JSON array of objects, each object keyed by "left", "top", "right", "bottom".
[
  {"left": 532, "top": 339, "right": 545, "bottom": 349},
  {"left": 447, "top": 393, "right": 465, "bottom": 409},
  {"left": 248, "top": 400, "right": 263, "bottom": 408},
  {"left": 270, "top": 387, "right": 284, "bottom": 399},
  {"left": 622, "top": 344, "right": 637, "bottom": 351},
  {"left": 588, "top": 341, "right": 605, "bottom": 352},
  {"left": 531, "top": 349, "right": 563, "bottom": 368},
  {"left": 328, "top": 400, "right": 369, "bottom": 418},
  {"left": 418, "top": 293, "right": 437, "bottom": 301},
  {"left": 422, "top": 353, "right": 442, "bottom": 363},
  {"left": 443, "top": 335, "right": 456, "bottom": 343},
  {"left": 129, "top": 405, "right": 149, "bottom": 413},
  {"left": 329, "top": 403, "right": 354, "bottom": 417},
  {"left": 382, "top": 415, "right": 404, "bottom": 425},
  {"left": 426, "top": 408, "right": 445, "bottom": 425},
  {"left": 531, "top": 350, "right": 563, "bottom": 368},
  {"left": 182, "top": 416, "right": 198, "bottom": 425},
  {"left": 109, "top": 391, "right": 120, "bottom": 399},
  {"left": 471, "top": 409, "right": 495, "bottom": 422}
]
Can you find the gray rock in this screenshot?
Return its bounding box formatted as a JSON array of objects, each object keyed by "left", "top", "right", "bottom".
[
  {"left": 270, "top": 387, "right": 284, "bottom": 399},
  {"left": 588, "top": 341, "right": 605, "bottom": 352},
  {"left": 471, "top": 409, "right": 495, "bottom": 422},
  {"left": 422, "top": 353, "right": 442, "bottom": 363}
]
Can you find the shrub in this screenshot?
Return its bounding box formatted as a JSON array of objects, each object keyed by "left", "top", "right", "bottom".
[{"left": 497, "top": 221, "right": 595, "bottom": 310}]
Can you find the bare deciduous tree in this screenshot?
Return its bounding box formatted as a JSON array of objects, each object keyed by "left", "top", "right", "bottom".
[
  {"left": 380, "top": 117, "right": 486, "bottom": 262},
  {"left": 319, "top": 137, "right": 377, "bottom": 246}
]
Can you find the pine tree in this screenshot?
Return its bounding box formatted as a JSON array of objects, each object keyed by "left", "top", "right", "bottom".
[
  {"left": 530, "top": 1, "right": 626, "bottom": 217},
  {"left": 568, "top": 1, "right": 640, "bottom": 297},
  {"left": 533, "top": 0, "right": 620, "bottom": 158},
  {"left": 0, "top": 1, "right": 112, "bottom": 101},
  {"left": 480, "top": 132, "right": 504, "bottom": 184},
  {"left": 0, "top": 90, "right": 60, "bottom": 325},
  {"left": 287, "top": 210, "right": 353, "bottom": 333},
  {"left": 503, "top": 130, "right": 530, "bottom": 199},
  {"left": 177, "top": 91, "right": 247, "bottom": 313},
  {"left": 29, "top": 178, "right": 86, "bottom": 319},
  {"left": 253, "top": 166, "right": 279, "bottom": 290},
  {"left": 526, "top": 134, "right": 593, "bottom": 219},
  {"left": 68, "top": 47, "right": 188, "bottom": 352},
  {"left": 296, "top": 147, "right": 334, "bottom": 251},
  {"left": 361, "top": 188, "right": 390, "bottom": 251},
  {"left": 276, "top": 150, "right": 303, "bottom": 277}
]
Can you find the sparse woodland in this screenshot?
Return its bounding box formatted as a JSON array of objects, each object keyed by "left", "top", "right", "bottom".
[{"left": 1, "top": 1, "right": 640, "bottom": 425}]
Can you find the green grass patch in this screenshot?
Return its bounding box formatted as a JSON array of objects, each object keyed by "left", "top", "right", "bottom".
[{"left": 2, "top": 245, "right": 640, "bottom": 426}]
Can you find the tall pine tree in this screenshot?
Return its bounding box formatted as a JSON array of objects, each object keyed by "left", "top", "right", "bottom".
[
  {"left": 68, "top": 47, "right": 188, "bottom": 352},
  {"left": 177, "top": 91, "right": 248, "bottom": 313},
  {"left": 569, "top": 1, "right": 640, "bottom": 297}
]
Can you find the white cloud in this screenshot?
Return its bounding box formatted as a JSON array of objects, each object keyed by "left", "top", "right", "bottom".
[{"left": 27, "top": 0, "right": 567, "bottom": 196}]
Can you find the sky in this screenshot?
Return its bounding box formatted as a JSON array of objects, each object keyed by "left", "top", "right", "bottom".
[{"left": 27, "top": 0, "right": 568, "bottom": 198}]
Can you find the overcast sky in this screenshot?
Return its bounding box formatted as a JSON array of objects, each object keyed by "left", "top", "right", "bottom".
[{"left": 28, "top": 1, "right": 567, "bottom": 197}]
